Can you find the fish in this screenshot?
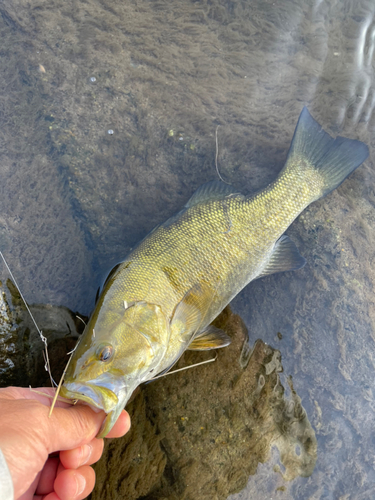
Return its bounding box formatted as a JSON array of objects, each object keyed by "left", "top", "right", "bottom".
[{"left": 59, "top": 107, "right": 369, "bottom": 437}]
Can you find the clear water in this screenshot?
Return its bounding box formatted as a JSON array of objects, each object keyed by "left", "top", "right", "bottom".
[{"left": 0, "top": 0, "right": 375, "bottom": 498}]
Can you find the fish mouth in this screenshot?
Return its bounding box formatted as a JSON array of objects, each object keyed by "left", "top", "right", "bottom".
[
  {"left": 60, "top": 382, "right": 118, "bottom": 413},
  {"left": 60, "top": 372, "right": 127, "bottom": 413},
  {"left": 61, "top": 373, "right": 142, "bottom": 436}
]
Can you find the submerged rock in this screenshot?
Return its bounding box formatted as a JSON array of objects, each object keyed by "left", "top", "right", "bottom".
[{"left": 90, "top": 306, "right": 316, "bottom": 499}]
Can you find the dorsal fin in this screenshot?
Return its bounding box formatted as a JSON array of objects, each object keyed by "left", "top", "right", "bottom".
[
  {"left": 95, "top": 286, "right": 101, "bottom": 304},
  {"left": 185, "top": 180, "right": 241, "bottom": 208},
  {"left": 257, "top": 235, "right": 306, "bottom": 279},
  {"left": 95, "top": 262, "right": 122, "bottom": 303},
  {"left": 103, "top": 262, "right": 121, "bottom": 288}
]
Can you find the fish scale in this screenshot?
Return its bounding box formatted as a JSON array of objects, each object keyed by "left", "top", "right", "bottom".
[{"left": 59, "top": 107, "right": 369, "bottom": 437}]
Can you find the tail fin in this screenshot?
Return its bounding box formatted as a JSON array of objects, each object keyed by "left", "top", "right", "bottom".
[{"left": 284, "top": 107, "right": 369, "bottom": 199}]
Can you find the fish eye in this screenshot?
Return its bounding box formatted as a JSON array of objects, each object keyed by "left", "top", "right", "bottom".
[{"left": 96, "top": 345, "right": 114, "bottom": 362}]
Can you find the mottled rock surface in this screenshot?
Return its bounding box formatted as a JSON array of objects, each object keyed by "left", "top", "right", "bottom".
[{"left": 91, "top": 308, "right": 316, "bottom": 500}]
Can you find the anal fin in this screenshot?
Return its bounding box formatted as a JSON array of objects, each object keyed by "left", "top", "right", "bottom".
[{"left": 257, "top": 235, "right": 306, "bottom": 279}]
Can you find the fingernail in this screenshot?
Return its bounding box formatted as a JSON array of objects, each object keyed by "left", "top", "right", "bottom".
[
  {"left": 80, "top": 444, "right": 92, "bottom": 465},
  {"left": 75, "top": 473, "right": 86, "bottom": 497}
]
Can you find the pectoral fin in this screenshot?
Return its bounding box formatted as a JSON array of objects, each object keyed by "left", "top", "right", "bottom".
[
  {"left": 171, "top": 282, "right": 219, "bottom": 336},
  {"left": 257, "top": 235, "right": 306, "bottom": 279},
  {"left": 188, "top": 325, "right": 231, "bottom": 350},
  {"left": 171, "top": 292, "right": 202, "bottom": 336}
]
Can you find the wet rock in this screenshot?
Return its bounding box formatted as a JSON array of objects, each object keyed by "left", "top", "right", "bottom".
[
  {"left": 0, "top": 279, "right": 83, "bottom": 388},
  {"left": 91, "top": 306, "right": 316, "bottom": 500}
]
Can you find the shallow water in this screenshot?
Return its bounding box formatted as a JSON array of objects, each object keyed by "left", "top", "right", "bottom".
[{"left": 0, "top": 0, "right": 375, "bottom": 498}]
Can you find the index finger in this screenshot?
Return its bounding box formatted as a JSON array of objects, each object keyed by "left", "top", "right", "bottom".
[{"left": 0, "top": 386, "right": 74, "bottom": 409}]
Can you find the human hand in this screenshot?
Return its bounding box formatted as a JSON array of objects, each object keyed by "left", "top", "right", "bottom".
[{"left": 0, "top": 386, "right": 131, "bottom": 500}]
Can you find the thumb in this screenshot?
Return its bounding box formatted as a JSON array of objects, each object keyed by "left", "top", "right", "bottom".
[{"left": 45, "top": 404, "right": 105, "bottom": 453}]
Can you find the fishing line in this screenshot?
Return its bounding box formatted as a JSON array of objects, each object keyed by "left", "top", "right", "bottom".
[
  {"left": 49, "top": 347, "right": 76, "bottom": 417},
  {"left": 150, "top": 353, "right": 217, "bottom": 381},
  {"left": 215, "top": 125, "right": 230, "bottom": 185},
  {"left": 76, "top": 314, "right": 87, "bottom": 327},
  {"left": 29, "top": 386, "right": 76, "bottom": 405},
  {"left": 0, "top": 250, "right": 56, "bottom": 388}
]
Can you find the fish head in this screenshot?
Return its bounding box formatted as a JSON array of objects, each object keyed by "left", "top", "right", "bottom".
[{"left": 60, "top": 301, "right": 169, "bottom": 436}]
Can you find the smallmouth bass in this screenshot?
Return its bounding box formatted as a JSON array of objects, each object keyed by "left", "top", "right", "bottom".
[{"left": 60, "top": 108, "right": 369, "bottom": 437}]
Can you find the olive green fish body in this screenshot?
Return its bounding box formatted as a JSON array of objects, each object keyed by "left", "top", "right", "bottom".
[{"left": 60, "top": 108, "right": 368, "bottom": 436}]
